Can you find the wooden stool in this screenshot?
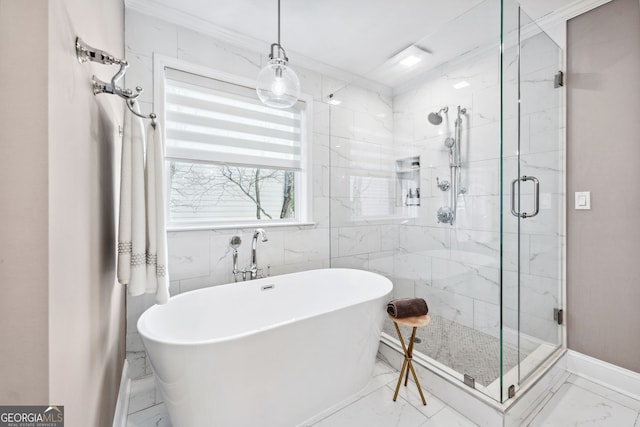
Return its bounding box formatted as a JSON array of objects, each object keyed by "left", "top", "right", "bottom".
[{"left": 388, "top": 314, "right": 430, "bottom": 406}]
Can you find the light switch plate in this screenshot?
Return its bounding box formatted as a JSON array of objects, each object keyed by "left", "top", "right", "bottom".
[{"left": 575, "top": 191, "right": 591, "bottom": 210}]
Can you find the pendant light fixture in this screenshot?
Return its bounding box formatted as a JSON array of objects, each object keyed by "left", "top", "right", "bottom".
[{"left": 256, "top": 0, "right": 300, "bottom": 108}]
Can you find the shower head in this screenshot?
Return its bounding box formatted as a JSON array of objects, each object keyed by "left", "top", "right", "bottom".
[
  {"left": 444, "top": 137, "right": 455, "bottom": 148},
  {"left": 428, "top": 106, "right": 448, "bottom": 125}
]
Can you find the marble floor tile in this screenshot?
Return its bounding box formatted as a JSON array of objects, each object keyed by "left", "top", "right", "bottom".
[
  {"left": 384, "top": 382, "right": 447, "bottom": 419},
  {"left": 311, "top": 385, "right": 428, "bottom": 427},
  {"left": 566, "top": 375, "right": 640, "bottom": 412},
  {"left": 128, "top": 376, "right": 157, "bottom": 414},
  {"left": 528, "top": 382, "right": 639, "bottom": 427},
  {"left": 419, "top": 407, "right": 479, "bottom": 427},
  {"left": 127, "top": 403, "right": 172, "bottom": 427}
]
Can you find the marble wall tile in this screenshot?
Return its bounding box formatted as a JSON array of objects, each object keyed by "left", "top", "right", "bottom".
[
  {"left": 294, "top": 66, "right": 323, "bottom": 100},
  {"left": 432, "top": 260, "right": 500, "bottom": 305},
  {"left": 379, "top": 224, "right": 399, "bottom": 252},
  {"left": 454, "top": 195, "right": 501, "bottom": 232},
  {"left": 529, "top": 108, "right": 563, "bottom": 153},
  {"left": 312, "top": 164, "right": 330, "bottom": 198},
  {"left": 167, "top": 231, "right": 211, "bottom": 280},
  {"left": 176, "top": 28, "right": 261, "bottom": 79},
  {"left": 126, "top": 293, "right": 156, "bottom": 334},
  {"left": 354, "top": 110, "right": 393, "bottom": 145},
  {"left": 313, "top": 101, "right": 330, "bottom": 135},
  {"left": 329, "top": 106, "right": 355, "bottom": 139},
  {"left": 394, "top": 253, "right": 432, "bottom": 283},
  {"left": 125, "top": 10, "right": 178, "bottom": 58},
  {"left": 321, "top": 76, "right": 348, "bottom": 101},
  {"left": 311, "top": 132, "right": 330, "bottom": 167},
  {"left": 124, "top": 53, "right": 153, "bottom": 104},
  {"left": 126, "top": 351, "right": 147, "bottom": 380},
  {"left": 465, "top": 122, "right": 501, "bottom": 163},
  {"left": 398, "top": 225, "right": 450, "bottom": 254},
  {"left": 368, "top": 251, "right": 395, "bottom": 277},
  {"left": 391, "top": 278, "right": 415, "bottom": 299},
  {"left": 529, "top": 234, "right": 562, "bottom": 279},
  {"left": 313, "top": 197, "right": 330, "bottom": 229},
  {"left": 283, "top": 228, "right": 329, "bottom": 264},
  {"left": 462, "top": 159, "right": 500, "bottom": 197},
  {"left": 179, "top": 276, "right": 216, "bottom": 293},
  {"left": 126, "top": 332, "right": 145, "bottom": 353},
  {"left": 331, "top": 254, "right": 369, "bottom": 270},
  {"left": 473, "top": 299, "right": 500, "bottom": 338},
  {"left": 337, "top": 226, "right": 381, "bottom": 257},
  {"left": 415, "top": 283, "right": 474, "bottom": 329},
  {"left": 268, "top": 259, "right": 330, "bottom": 276}
]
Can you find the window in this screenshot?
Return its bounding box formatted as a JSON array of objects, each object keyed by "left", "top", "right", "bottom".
[{"left": 160, "top": 64, "right": 311, "bottom": 228}]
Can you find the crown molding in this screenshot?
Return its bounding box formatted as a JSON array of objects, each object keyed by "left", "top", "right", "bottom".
[
  {"left": 124, "top": 0, "right": 392, "bottom": 97},
  {"left": 531, "top": 0, "right": 613, "bottom": 28}
]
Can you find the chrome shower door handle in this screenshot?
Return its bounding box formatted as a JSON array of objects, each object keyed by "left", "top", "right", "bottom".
[
  {"left": 510, "top": 175, "right": 540, "bottom": 218},
  {"left": 510, "top": 177, "right": 520, "bottom": 217}
]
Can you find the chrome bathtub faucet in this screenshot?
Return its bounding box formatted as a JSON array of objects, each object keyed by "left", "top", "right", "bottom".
[
  {"left": 230, "top": 229, "right": 270, "bottom": 282},
  {"left": 249, "top": 228, "right": 268, "bottom": 280}
]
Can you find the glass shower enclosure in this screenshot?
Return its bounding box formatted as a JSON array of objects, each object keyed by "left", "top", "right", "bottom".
[{"left": 327, "top": 0, "right": 565, "bottom": 403}]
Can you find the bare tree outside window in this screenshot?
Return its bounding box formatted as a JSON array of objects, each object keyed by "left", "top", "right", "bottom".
[{"left": 168, "top": 160, "right": 296, "bottom": 224}]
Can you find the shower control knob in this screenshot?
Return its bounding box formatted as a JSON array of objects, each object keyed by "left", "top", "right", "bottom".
[
  {"left": 436, "top": 177, "right": 450, "bottom": 191},
  {"left": 437, "top": 206, "right": 454, "bottom": 225}
]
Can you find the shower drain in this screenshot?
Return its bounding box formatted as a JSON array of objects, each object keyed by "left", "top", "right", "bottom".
[{"left": 413, "top": 337, "right": 422, "bottom": 344}]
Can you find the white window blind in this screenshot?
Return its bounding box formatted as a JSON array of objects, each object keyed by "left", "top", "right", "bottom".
[{"left": 164, "top": 67, "right": 305, "bottom": 170}]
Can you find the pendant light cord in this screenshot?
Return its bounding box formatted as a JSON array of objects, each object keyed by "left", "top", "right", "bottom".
[{"left": 277, "top": 0, "right": 281, "bottom": 46}]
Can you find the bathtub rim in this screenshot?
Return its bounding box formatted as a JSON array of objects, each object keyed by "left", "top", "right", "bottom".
[{"left": 137, "top": 268, "right": 393, "bottom": 347}]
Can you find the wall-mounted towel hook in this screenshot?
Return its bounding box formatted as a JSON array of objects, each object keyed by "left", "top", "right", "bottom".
[
  {"left": 76, "top": 37, "right": 157, "bottom": 126},
  {"left": 126, "top": 99, "right": 157, "bottom": 127}
]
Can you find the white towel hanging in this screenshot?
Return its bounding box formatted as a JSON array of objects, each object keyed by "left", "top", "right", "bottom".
[
  {"left": 118, "top": 101, "right": 147, "bottom": 295},
  {"left": 145, "top": 121, "right": 170, "bottom": 304},
  {"left": 118, "top": 101, "right": 170, "bottom": 303}
]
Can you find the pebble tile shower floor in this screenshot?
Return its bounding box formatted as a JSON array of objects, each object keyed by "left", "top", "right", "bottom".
[{"left": 383, "top": 315, "right": 528, "bottom": 386}]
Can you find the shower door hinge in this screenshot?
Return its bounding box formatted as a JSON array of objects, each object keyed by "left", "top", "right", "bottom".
[
  {"left": 554, "top": 308, "right": 564, "bottom": 325},
  {"left": 508, "top": 385, "right": 516, "bottom": 399},
  {"left": 554, "top": 71, "right": 564, "bottom": 88},
  {"left": 463, "top": 374, "right": 475, "bottom": 389}
]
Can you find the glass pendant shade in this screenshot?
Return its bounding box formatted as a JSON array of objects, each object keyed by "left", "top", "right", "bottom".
[{"left": 256, "top": 57, "right": 300, "bottom": 108}]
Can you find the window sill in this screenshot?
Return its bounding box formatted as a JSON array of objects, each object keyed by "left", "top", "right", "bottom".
[{"left": 167, "top": 221, "right": 318, "bottom": 232}]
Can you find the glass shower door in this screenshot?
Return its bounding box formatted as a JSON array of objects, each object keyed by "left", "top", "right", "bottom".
[{"left": 503, "top": 6, "right": 565, "bottom": 397}]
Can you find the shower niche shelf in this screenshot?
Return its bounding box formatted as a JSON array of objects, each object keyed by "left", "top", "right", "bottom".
[{"left": 396, "top": 156, "right": 420, "bottom": 207}]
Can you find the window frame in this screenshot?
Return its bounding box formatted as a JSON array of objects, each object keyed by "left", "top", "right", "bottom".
[{"left": 154, "top": 56, "right": 313, "bottom": 231}]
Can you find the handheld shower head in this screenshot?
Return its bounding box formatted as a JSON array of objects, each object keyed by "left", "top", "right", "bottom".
[{"left": 428, "top": 106, "right": 448, "bottom": 125}]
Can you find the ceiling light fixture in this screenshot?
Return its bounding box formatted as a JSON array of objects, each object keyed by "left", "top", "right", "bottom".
[
  {"left": 327, "top": 94, "right": 342, "bottom": 106},
  {"left": 453, "top": 81, "right": 470, "bottom": 89},
  {"left": 400, "top": 55, "right": 421, "bottom": 67},
  {"left": 256, "top": 0, "right": 300, "bottom": 108}
]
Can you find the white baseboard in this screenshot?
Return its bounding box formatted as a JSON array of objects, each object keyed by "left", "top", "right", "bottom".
[
  {"left": 112, "top": 360, "right": 131, "bottom": 427},
  {"left": 566, "top": 350, "right": 640, "bottom": 400}
]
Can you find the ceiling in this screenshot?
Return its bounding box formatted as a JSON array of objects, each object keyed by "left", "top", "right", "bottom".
[{"left": 131, "top": 0, "right": 581, "bottom": 87}]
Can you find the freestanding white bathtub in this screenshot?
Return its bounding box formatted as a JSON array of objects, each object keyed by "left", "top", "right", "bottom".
[{"left": 137, "top": 268, "right": 393, "bottom": 427}]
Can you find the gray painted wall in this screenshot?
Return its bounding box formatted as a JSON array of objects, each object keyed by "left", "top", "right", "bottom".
[
  {"left": 567, "top": 0, "right": 640, "bottom": 373},
  {"left": 0, "top": 0, "right": 126, "bottom": 424}
]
